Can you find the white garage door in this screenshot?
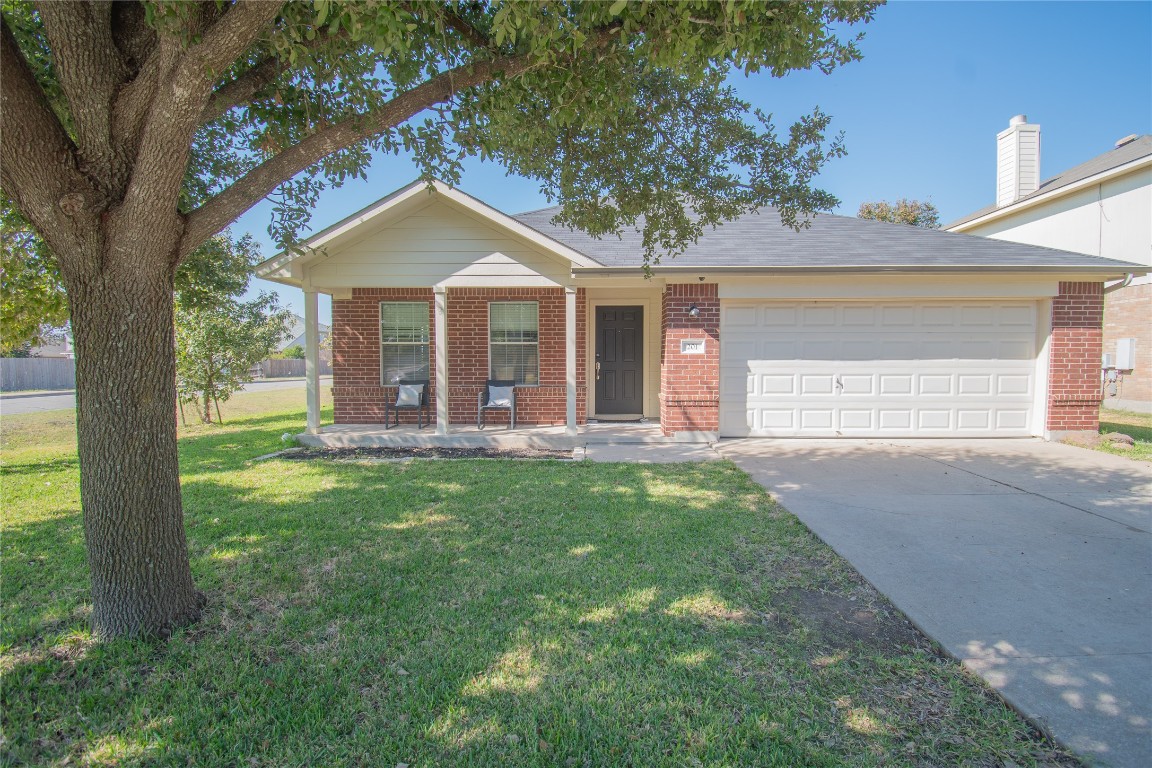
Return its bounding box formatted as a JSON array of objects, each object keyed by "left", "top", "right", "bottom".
[{"left": 720, "top": 301, "right": 1039, "bottom": 438}]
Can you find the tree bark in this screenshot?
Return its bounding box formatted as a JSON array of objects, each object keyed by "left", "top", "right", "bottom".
[{"left": 66, "top": 238, "right": 201, "bottom": 639}]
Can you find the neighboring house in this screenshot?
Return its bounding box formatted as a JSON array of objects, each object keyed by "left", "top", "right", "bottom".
[
  {"left": 26, "top": 327, "right": 74, "bottom": 359},
  {"left": 946, "top": 117, "right": 1151, "bottom": 413},
  {"left": 256, "top": 179, "right": 1141, "bottom": 441},
  {"left": 279, "top": 313, "right": 331, "bottom": 353}
]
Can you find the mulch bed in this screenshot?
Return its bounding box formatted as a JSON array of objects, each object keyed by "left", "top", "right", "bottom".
[{"left": 281, "top": 446, "right": 573, "bottom": 461}]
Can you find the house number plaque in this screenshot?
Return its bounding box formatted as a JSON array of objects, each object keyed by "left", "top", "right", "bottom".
[{"left": 680, "top": 339, "right": 706, "bottom": 355}]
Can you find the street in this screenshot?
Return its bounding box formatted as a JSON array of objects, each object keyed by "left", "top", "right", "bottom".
[{"left": 0, "top": 376, "right": 332, "bottom": 416}]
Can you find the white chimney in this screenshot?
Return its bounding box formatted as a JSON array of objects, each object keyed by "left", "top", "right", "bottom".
[{"left": 996, "top": 115, "right": 1041, "bottom": 207}]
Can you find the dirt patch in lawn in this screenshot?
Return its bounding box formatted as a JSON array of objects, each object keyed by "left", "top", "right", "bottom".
[
  {"left": 782, "top": 587, "right": 928, "bottom": 653},
  {"left": 281, "top": 446, "right": 573, "bottom": 461}
]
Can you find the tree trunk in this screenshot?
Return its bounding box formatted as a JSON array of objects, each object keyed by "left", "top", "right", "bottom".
[{"left": 67, "top": 241, "right": 202, "bottom": 639}]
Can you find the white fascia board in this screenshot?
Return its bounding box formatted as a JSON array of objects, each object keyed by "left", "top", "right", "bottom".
[
  {"left": 253, "top": 179, "right": 600, "bottom": 284},
  {"left": 947, "top": 156, "right": 1152, "bottom": 233}
]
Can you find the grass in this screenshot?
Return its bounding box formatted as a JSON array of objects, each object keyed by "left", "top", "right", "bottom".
[
  {"left": 1097, "top": 407, "right": 1152, "bottom": 461},
  {"left": 1, "top": 389, "right": 1077, "bottom": 767}
]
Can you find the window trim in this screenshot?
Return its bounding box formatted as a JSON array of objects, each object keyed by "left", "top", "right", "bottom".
[
  {"left": 488, "top": 301, "right": 540, "bottom": 387},
  {"left": 378, "top": 301, "right": 431, "bottom": 386}
]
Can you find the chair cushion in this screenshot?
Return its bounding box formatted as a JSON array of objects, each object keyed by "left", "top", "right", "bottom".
[
  {"left": 396, "top": 383, "right": 424, "bottom": 407},
  {"left": 486, "top": 385, "right": 514, "bottom": 408}
]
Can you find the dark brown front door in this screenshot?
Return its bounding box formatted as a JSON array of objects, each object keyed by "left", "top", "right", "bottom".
[{"left": 595, "top": 306, "right": 643, "bottom": 415}]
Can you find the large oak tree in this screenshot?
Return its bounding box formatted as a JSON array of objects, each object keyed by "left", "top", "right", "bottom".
[{"left": 0, "top": 0, "right": 877, "bottom": 638}]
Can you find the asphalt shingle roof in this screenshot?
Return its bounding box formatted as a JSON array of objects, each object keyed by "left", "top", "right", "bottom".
[
  {"left": 945, "top": 135, "right": 1152, "bottom": 229},
  {"left": 513, "top": 206, "right": 1135, "bottom": 271}
]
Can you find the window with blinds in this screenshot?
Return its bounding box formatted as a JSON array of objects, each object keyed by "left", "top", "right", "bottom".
[
  {"left": 489, "top": 302, "right": 539, "bottom": 385},
  {"left": 379, "top": 302, "right": 430, "bottom": 385}
]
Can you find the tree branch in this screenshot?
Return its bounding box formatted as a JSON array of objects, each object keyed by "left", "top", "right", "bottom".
[
  {"left": 110, "top": 0, "right": 158, "bottom": 73},
  {"left": 200, "top": 56, "right": 281, "bottom": 124},
  {"left": 176, "top": 0, "right": 285, "bottom": 86},
  {"left": 0, "top": 17, "right": 95, "bottom": 257},
  {"left": 180, "top": 21, "right": 624, "bottom": 258},
  {"left": 180, "top": 52, "right": 535, "bottom": 257},
  {"left": 34, "top": 1, "right": 129, "bottom": 178},
  {"left": 401, "top": 1, "right": 493, "bottom": 50},
  {"left": 200, "top": 26, "right": 352, "bottom": 125},
  {"left": 115, "top": 1, "right": 284, "bottom": 242}
]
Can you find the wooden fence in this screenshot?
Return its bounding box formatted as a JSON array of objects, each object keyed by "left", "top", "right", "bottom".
[
  {"left": 1, "top": 356, "right": 331, "bottom": 392},
  {"left": 255, "top": 358, "right": 333, "bottom": 378},
  {"left": 0, "top": 357, "right": 77, "bottom": 391}
]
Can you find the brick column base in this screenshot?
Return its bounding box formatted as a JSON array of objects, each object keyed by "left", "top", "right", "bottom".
[{"left": 1047, "top": 281, "right": 1104, "bottom": 438}]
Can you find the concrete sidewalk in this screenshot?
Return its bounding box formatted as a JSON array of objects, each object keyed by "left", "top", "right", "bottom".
[{"left": 717, "top": 438, "right": 1151, "bottom": 768}]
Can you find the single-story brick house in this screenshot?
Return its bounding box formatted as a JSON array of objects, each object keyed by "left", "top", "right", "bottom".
[{"left": 256, "top": 179, "right": 1143, "bottom": 441}]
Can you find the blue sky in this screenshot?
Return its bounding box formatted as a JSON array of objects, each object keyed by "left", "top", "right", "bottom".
[{"left": 236, "top": 1, "right": 1152, "bottom": 319}]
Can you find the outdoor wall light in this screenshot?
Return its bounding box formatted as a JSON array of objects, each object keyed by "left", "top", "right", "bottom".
[{"left": 688, "top": 303, "right": 700, "bottom": 318}]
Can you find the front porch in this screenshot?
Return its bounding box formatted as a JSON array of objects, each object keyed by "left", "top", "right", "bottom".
[{"left": 296, "top": 419, "right": 691, "bottom": 450}]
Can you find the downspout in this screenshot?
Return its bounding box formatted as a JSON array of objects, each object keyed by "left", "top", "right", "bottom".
[{"left": 1104, "top": 273, "right": 1135, "bottom": 294}]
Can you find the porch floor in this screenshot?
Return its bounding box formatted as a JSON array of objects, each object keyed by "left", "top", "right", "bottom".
[{"left": 297, "top": 419, "right": 690, "bottom": 449}]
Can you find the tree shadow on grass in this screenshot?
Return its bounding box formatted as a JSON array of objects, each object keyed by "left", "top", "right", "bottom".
[{"left": 2, "top": 460, "right": 1076, "bottom": 767}]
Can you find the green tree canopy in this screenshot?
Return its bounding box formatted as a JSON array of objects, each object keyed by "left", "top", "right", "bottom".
[
  {"left": 0, "top": 0, "right": 879, "bottom": 638},
  {"left": 857, "top": 198, "right": 940, "bottom": 229}
]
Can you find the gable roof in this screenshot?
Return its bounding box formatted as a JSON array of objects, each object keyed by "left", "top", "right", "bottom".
[
  {"left": 514, "top": 206, "right": 1140, "bottom": 274},
  {"left": 945, "top": 135, "right": 1152, "bottom": 230},
  {"left": 254, "top": 179, "right": 600, "bottom": 286},
  {"left": 256, "top": 178, "right": 1144, "bottom": 290}
]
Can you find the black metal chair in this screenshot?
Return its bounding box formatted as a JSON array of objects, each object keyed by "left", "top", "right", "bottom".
[
  {"left": 477, "top": 379, "right": 516, "bottom": 429},
  {"left": 384, "top": 379, "right": 430, "bottom": 429}
]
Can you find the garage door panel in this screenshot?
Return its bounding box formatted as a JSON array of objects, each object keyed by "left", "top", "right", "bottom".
[
  {"left": 997, "top": 410, "right": 1030, "bottom": 429},
  {"left": 879, "top": 410, "right": 914, "bottom": 430},
  {"left": 721, "top": 300, "right": 1037, "bottom": 437},
  {"left": 918, "top": 410, "right": 952, "bottom": 430},
  {"left": 801, "top": 375, "right": 834, "bottom": 395},
  {"left": 839, "top": 410, "right": 874, "bottom": 430},
  {"left": 840, "top": 374, "right": 874, "bottom": 395},
  {"left": 998, "top": 375, "right": 1031, "bottom": 395}
]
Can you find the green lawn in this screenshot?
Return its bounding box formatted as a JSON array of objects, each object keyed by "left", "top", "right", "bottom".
[
  {"left": 2, "top": 391, "right": 1075, "bottom": 767},
  {"left": 1098, "top": 407, "right": 1152, "bottom": 461}
]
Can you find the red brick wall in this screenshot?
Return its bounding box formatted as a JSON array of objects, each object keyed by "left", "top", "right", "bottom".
[
  {"left": 1047, "top": 281, "right": 1104, "bottom": 433},
  {"left": 446, "top": 287, "right": 586, "bottom": 426},
  {"left": 330, "top": 287, "right": 586, "bottom": 426},
  {"left": 1102, "top": 282, "right": 1151, "bottom": 410},
  {"left": 332, "top": 288, "right": 434, "bottom": 424},
  {"left": 659, "top": 283, "right": 719, "bottom": 436}
]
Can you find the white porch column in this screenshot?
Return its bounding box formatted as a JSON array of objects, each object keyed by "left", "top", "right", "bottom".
[
  {"left": 434, "top": 286, "right": 449, "bottom": 435},
  {"left": 565, "top": 287, "right": 578, "bottom": 436},
  {"left": 303, "top": 289, "right": 321, "bottom": 434}
]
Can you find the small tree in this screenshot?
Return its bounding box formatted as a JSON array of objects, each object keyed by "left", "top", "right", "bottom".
[
  {"left": 1, "top": 196, "right": 67, "bottom": 353},
  {"left": 174, "top": 234, "right": 291, "bottom": 423},
  {"left": 857, "top": 199, "right": 940, "bottom": 229},
  {"left": 281, "top": 345, "right": 306, "bottom": 360}
]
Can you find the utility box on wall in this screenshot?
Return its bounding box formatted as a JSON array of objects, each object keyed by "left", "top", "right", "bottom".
[{"left": 1116, "top": 338, "right": 1136, "bottom": 370}]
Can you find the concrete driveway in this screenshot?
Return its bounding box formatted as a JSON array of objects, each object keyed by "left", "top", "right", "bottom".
[{"left": 717, "top": 438, "right": 1151, "bottom": 768}]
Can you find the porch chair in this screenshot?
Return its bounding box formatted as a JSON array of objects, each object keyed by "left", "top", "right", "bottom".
[
  {"left": 384, "top": 379, "right": 430, "bottom": 429},
  {"left": 477, "top": 379, "right": 516, "bottom": 429}
]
